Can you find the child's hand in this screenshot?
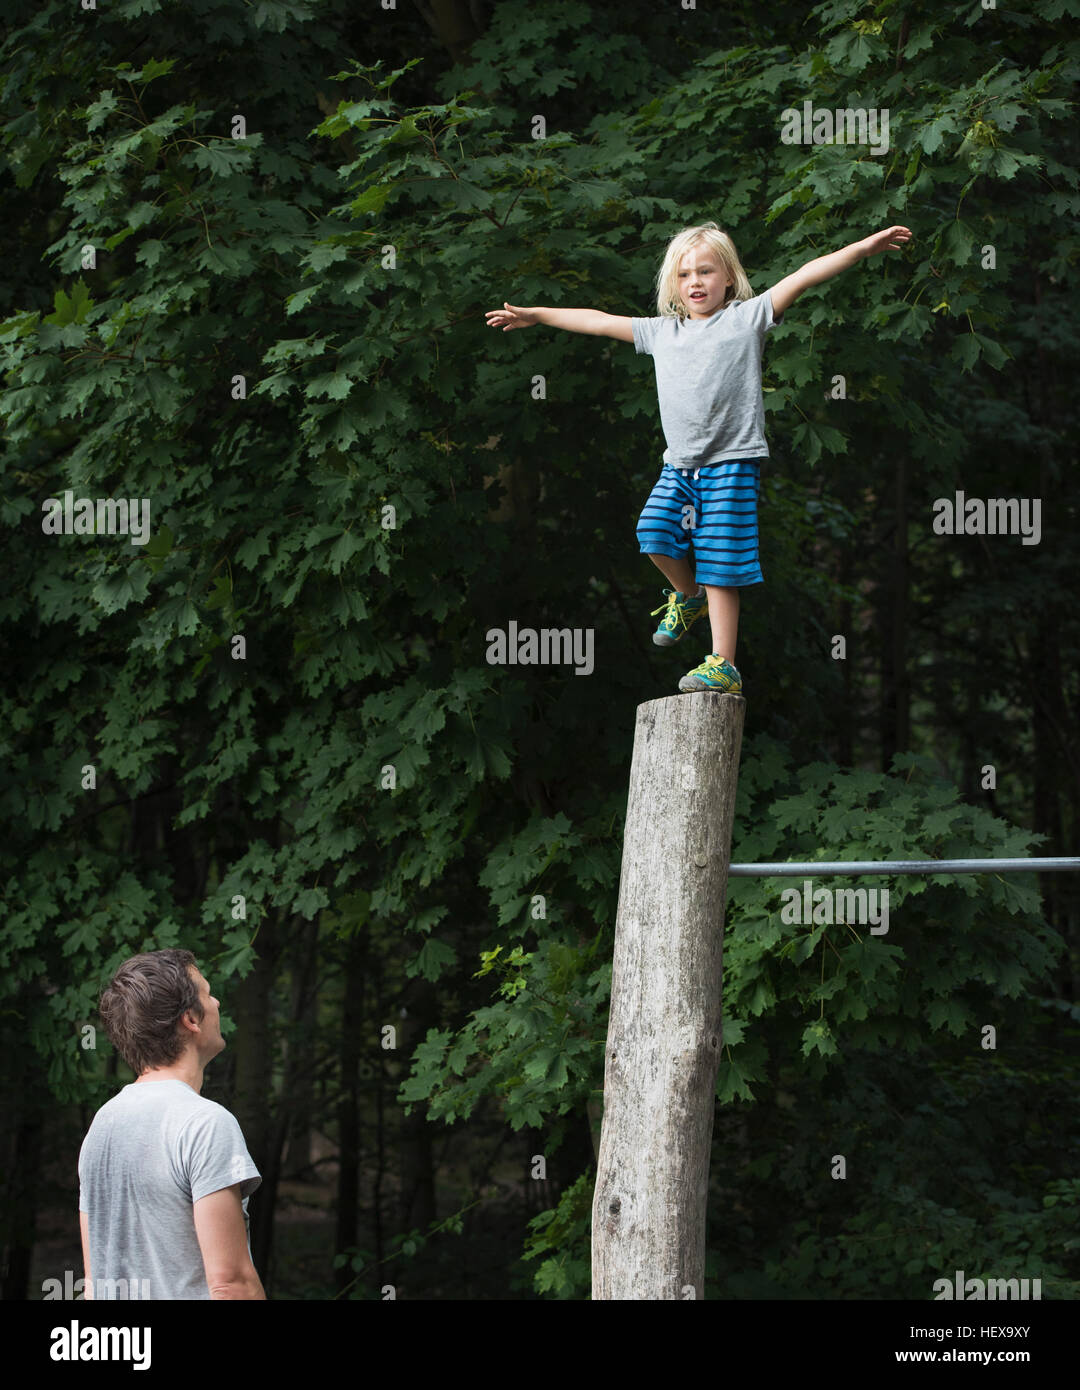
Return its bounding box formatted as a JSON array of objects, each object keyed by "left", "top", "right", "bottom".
[
  {"left": 485, "top": 302, "right": 538, "bottom": 331},
  {"left": 863, "top": 226, "right": 912, "bottom": 256}
]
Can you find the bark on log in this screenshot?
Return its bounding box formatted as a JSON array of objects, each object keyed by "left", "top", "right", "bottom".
[{"left": 591, "top": 692, "right": 745, "bottom": 1300}]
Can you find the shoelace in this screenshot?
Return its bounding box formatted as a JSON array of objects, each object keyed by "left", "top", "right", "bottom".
[
  {"left": 650, "top": 588, "right": 705, "bottom": 632},
  {"left": 700, "top": 655, "right": 739, "bottom": 683}
]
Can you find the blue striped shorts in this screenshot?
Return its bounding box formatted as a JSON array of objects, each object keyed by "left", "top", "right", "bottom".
[{"left": 636, "top": 457, "right": 764, "bottom": 587}]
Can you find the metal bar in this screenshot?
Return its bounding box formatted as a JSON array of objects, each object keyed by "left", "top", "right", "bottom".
[{"left": 727, "top": 857, "right": 1080, "bottom": 877}]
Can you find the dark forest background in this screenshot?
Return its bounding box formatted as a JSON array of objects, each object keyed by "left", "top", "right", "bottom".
[{"left": 1, "top": 0, "right": 1077, "bottom": 1300}]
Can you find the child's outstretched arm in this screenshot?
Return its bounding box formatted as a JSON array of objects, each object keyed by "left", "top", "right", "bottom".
[
  {"left": 769, "top": 226, "right": 912, "bottom": 318},
  {"left": 485, "top": 302, "right": 634, "bottom": 343}
]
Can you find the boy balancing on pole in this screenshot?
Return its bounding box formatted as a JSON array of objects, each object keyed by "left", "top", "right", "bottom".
[{"left": 485, "top": 222, "right": 911, "bottom": 694}]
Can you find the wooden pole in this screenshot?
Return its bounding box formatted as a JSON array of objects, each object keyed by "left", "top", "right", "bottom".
[{"left": 591, "top": 692, "right": 745, "bottom": 1300}]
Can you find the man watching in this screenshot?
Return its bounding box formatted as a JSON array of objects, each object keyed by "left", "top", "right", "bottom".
[{"left": 78, "top": 948, "right": 265, "bottom": 1300}]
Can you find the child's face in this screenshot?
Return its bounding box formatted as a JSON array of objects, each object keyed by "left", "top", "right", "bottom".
[{"left": 677, "top": 246, "right": 733, "bottom": 318}]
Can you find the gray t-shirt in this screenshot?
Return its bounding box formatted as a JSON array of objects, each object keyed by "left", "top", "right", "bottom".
[
  {"left": 78, "top": 1079, "right": 261, "bottom": 1300},
  {"left": 631, "top": 289, "right": 783, "bottom": 466}
]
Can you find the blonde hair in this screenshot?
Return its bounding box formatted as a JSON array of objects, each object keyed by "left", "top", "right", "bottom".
[{"left": 651, "top": 222, "right": 753, "bottom": 319}]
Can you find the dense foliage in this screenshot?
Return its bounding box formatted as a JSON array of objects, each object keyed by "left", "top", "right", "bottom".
[{"left": 2, "top": 0, "right": 1077, "bottom": 1299}]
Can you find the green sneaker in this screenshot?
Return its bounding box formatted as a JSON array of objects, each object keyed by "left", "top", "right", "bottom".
[
  {"left": 678, "top": 653, "right": 742, "bottom": 694},
  {"left": 650, "top": 588, "right": 708, "bottom": 647}
]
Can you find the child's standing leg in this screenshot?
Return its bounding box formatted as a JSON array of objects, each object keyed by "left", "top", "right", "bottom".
[
  {"left": 678, "top": 582, "right": 742, "bottom": 693},
  {"left": 703, "top": 584, "right": 739, "bottom": 665},
  {"left": 675, "top": 458, "right": 762, "bottom": 694}
]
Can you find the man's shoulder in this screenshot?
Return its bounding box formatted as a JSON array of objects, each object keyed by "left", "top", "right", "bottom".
[
  {"left": 156, "top": 1084, "right": 239, "bottom": 1130},
  {"left": 100, "top": 1081, "right": 236, "bottom": 1125},
  {"left": 182, "top": 1094, "right": 240, "bottom": 1132}
]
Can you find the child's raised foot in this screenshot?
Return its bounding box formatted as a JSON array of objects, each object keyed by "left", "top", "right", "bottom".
[{"left": 650, "top": 588, "right": 708, "bottom": 646}]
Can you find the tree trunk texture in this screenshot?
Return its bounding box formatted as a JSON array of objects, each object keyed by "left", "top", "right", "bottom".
[
  {"left": 282, "top": 915, "right": 321, "bottom": 1178},
  {"left": 0, "top": 1023, "right": 46, "bottom": 1300},
  {"left": 231, "top": 924, "right": 276, "bottom": 1278},
  {"left": 398, "top": 979, "right": 438, "bottom": 1234},
  {"left": 592, "top": 692, "right": 745, "bottom": 1300},
  {"left": 879, "top": 454, "right": 910, "bottom": 771},
  {"left": 836, "top": 549, "right": 854, "bottom": 767},
  {"left": 892, "top": 453, "right": 911, "bottom": 757},
  {"left": 411, "top": 0, "right": 486, "bottom": 65},
  {"left": 252, "top": 913, "right": 320, "bottom": 1293},
  {"left": 1032, "top": 274, "right": 1077, "bottom": 994},
  {"left": 334, "top": 929, "right": 367, "bottom": 1289}
]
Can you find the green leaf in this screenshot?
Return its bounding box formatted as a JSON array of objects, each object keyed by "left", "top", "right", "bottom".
[
  {"left": 45, "top": 280, "right": 94, "bottom": 327},
  {"left": 406, "top": 938, "right": 457, "bottom": 983},
  {"left": 306, "top": 372, "right": 353, "bottom": 401}
]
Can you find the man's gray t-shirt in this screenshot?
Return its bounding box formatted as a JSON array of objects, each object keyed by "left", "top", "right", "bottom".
[
  {"left": 631, "top": 290, "right": 783, "bottom": 466},
  {"left": 78, "top": 1079, "right": 261, "bottom": 1300}
]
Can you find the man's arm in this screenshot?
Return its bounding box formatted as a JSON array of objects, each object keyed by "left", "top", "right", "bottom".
[
  {"left": 485, "top": 303, "right": 635, "bottom": 342},
  {"left": 193, "top": 1185, "right": 266, "bottom": 1300},
  {"left": 79, "top": 1211, "right": 93, "bottom": 1300},
  {"left": 769, "top": 225, "right": 912, "bottom": 318}
]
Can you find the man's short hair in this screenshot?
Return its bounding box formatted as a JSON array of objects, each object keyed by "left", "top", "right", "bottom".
[{"left": 99, "top": 949, "right": 204, "bottom": 1075}]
